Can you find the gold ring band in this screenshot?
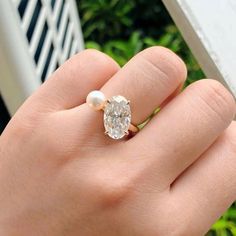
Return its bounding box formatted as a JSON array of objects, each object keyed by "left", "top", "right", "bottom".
[{"left": 129, "top": 123, "right": 139, "bottom": 133}]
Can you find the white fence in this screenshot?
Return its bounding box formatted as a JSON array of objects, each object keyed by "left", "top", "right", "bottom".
[
  {"left": 163, "top": 0, "right": 236, "bottom": 98},
  {"left": 1, "top": 0, "right": 235, "bottom": 117},
  {"left": 0, "top": 0, "right": 84, "bottom": 115}
]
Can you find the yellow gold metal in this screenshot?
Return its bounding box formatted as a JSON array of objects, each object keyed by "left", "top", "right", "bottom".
[{"left": 129, "top": 123, "right": 139, "bottom": 133}]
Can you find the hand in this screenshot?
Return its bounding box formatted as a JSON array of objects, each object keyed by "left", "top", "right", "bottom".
[{"left": 0, "top": 47, "right": 235, "bottom": 236}]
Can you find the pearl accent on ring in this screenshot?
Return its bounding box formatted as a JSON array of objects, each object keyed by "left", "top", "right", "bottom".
[{"left": 86, "top": 90, "right": 106, "bottom": 110}]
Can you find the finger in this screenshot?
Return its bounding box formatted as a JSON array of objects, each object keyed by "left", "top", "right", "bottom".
[
  {"left": 64, "top": 46, "right": 186, "bottom": 144},
  {"left": 24, "top": 49, "right": 119, "bottom": 112},
  {"left": 130, "top": 79, "right": 235, "bottom": 187},
  {"left": 101, "top": 46, "right": 187, "bottom": 125},
  {"left": 169, "top": 121, "right": 236, "bottom": 235}
]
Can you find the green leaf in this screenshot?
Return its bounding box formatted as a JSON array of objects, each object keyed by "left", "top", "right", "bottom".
[{"left": 85, "top": 41, "right": 101, "bottom": 50}]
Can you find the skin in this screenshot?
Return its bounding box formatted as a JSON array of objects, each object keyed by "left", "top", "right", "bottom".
[{"left": 0, "top": 47, "right": 235, "bottom": 236}]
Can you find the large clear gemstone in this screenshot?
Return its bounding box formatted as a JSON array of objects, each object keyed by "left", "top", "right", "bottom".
[{"left": 104, "top": 95, "right": 131, "bottom": 139}]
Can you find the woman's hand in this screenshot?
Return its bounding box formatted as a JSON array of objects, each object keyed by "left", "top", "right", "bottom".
[{"left": 0, "top": 47, "right": 235, "bottom": 236}]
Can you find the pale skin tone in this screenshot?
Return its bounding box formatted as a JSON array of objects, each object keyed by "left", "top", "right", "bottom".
[{"left": 0, "top": 47, "right": 236, "bottom": 236}]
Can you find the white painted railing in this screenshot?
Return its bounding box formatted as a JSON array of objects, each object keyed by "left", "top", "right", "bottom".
[
  {"left": 0, "top": 0, "right": 84, "bottom": 115},
  {"left": 1, "top": 0, "right": 235, "bottom": 116},
  {"left": 163, "top": 0, "right": 236, "bottom": 97}
]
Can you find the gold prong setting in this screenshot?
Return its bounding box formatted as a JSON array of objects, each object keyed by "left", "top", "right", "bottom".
[{"left": 86, "top": 91, "right": 138, "bottom": 139}]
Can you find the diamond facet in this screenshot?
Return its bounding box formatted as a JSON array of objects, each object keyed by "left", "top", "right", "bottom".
[{"left": 104, "top": 96, "right": 131, "bottom": 139}]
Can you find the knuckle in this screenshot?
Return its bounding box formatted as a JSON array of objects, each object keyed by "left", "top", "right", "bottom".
[
  {"left": 74, "top": 49, "right": 119, "bottom": 70},
  {"left": 191, "top": 79, "right": 235, "bottom": 123},
  {"left": 60, "top": 149, "right": 135, "bottom": 205},
  {"left": 140, "top": 46, "right": 187, "bottom": 84},
  {"left": 91, "top": 174, "right": 132, "bottom": 207},
  {"left": 55, "top": 49, "right": 119, "bottom": 82}
]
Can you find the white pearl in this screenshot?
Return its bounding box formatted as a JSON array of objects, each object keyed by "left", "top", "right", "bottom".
[{"left": 86, "top": 90, "right": 106, "bottom": 110}]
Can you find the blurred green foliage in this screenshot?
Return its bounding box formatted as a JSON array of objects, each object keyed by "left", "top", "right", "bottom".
[
  {"left": 77, "top": 0, "right": 236, "bottom": 235},
  {"left": 207, "top": 203, "right": 236, "bottom": 236},
  {"left": 78, "top": 0, "right": 204, "bottom": 86}
]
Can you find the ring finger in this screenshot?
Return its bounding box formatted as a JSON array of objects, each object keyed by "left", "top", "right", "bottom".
[
  {"left": 101, "top": 46, "right": 187, "bottom": 125},
  {"left": 70, "top": 46, "right": 187, "bottom": 142}
]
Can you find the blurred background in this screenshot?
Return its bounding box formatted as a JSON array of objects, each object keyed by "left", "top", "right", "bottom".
[{"left": 0, "top": 0, "right": 235, "bottom": 235}]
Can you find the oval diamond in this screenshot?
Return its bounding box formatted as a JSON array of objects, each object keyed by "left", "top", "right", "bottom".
[{"left": 104, "top": 95, "right": 131, "bottom": 139}]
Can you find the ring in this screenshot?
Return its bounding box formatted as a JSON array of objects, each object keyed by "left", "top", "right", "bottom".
[{"left": 86, "top": 90, "right": 139, "bottom": 139}]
